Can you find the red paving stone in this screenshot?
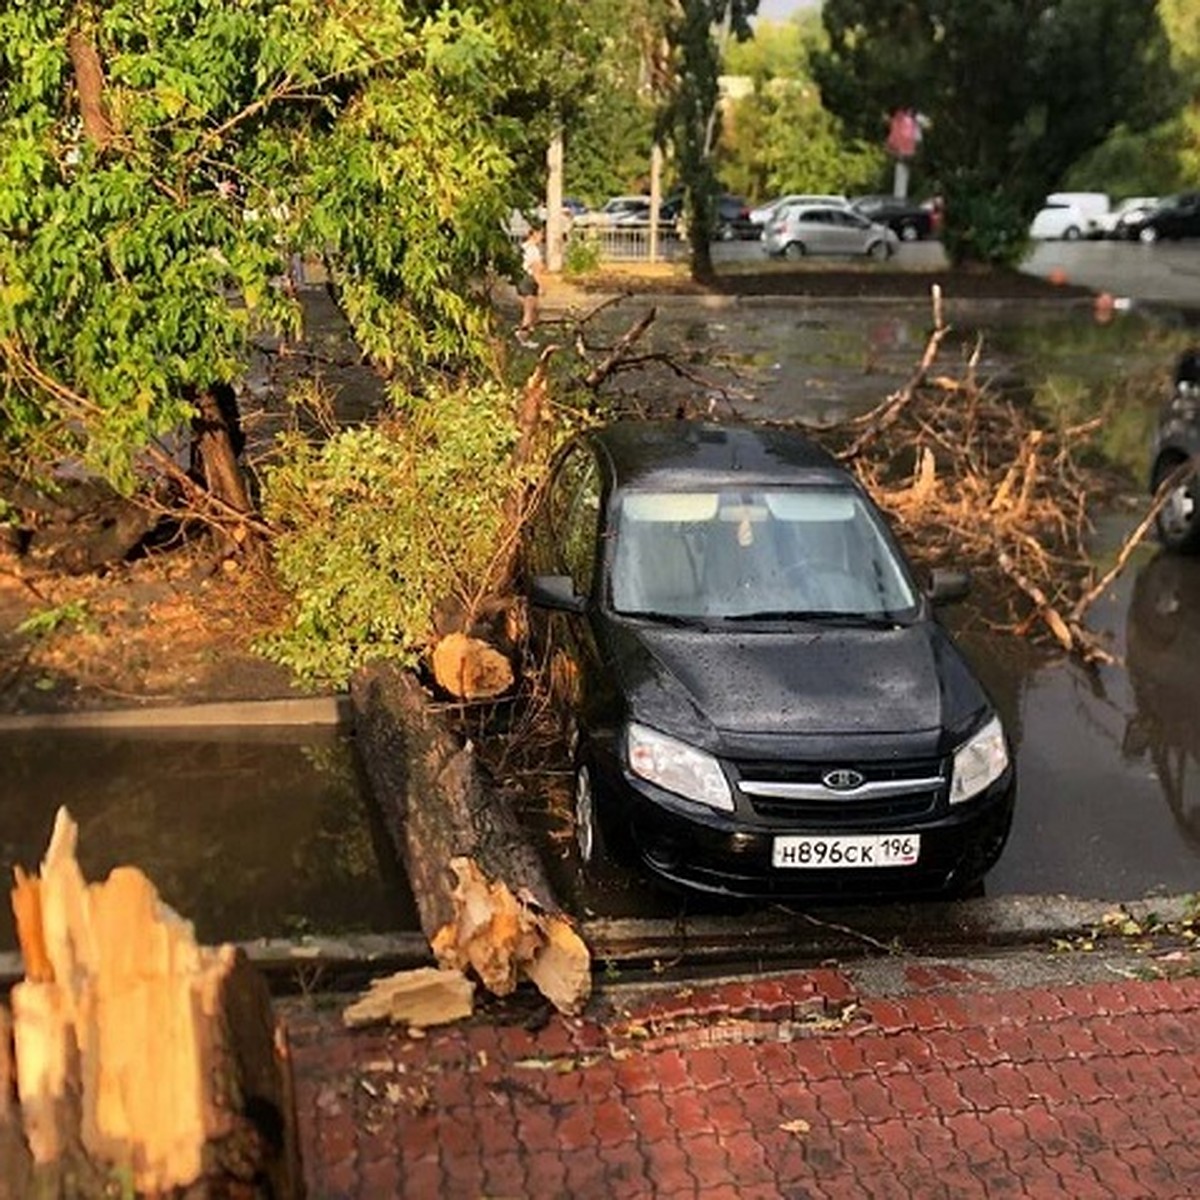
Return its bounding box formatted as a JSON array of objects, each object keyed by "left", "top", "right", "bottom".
[{"left": 283, "top": 963, "right": 1200, "bottom": 1198}]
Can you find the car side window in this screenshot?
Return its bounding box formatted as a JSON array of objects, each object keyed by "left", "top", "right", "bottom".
[
  {"left": 545, "top": 446, "right": 602, "bottom": 596},
  {"left": 559, "top": 451, "right": 604, "bottom": 597}
]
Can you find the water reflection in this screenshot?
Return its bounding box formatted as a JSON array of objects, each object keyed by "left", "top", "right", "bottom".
[
  {"left": 1123, "top": 552, "right": 1200, "bottom": 851},
  {"left": 0, "top": 727, "right": 415, "bottom": 953}
]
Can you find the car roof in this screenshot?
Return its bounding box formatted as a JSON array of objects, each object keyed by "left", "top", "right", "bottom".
[{"left": 586, "top": 421, "right": 849, "bottom": 491}]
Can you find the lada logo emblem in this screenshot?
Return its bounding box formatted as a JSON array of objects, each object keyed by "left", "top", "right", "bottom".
[{"left": 822, "top": 768, "right": 865, "bottom": 792}]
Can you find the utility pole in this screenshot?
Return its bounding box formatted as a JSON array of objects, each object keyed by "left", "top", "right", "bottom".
[
  {"left": 546, "top": 126, "right": 565, "bottom": 273},
  {"left": 649, "top": 143, "right": 663, "bottom": 264}
]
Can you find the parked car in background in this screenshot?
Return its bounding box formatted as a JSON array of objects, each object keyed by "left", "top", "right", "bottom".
[
  {"left": 574, "top": 195, "right": 659, "bottom": 229},
  {"left": 1149, "top": 348, "right": 1200, "bottom": 553},
  {"left": 1028, "top": 192, "right": 1110, "bottom": 240},
  {"left": 714, "top": 194, "right": 757, "bottom": 240},
  {"left": 1122, "top": 193, "right": 1200, "bottom": 243},
  {"left": 763, "top": 204, "right": 898, "bottom": 260},
  {"left": 850, "top": 195, "right": 935, "bottom": 241},
  {"left": 662, "top": 192, "right": 758, "bottom": 240},
  {"left": 1087, "top": 196, "right": 1159, "bottom": 239},
  {"left": 749, "top": 193, "right": 850, "bottom": 227},
  {"left": 520, "top": 420, "right": 1016, "bottom": 898}
]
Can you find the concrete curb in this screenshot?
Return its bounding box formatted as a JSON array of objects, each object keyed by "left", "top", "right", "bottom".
[
  {"left": 2, "top": 892, "right": 1186, "bottom": 990},
  {"left": 0, "top": 694, "right": 351, "bottom": 731}
]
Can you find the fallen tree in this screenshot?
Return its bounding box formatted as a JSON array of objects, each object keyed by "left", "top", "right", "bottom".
[{"left": 350, "top": 663, "right": 591, "bottom": 1020}]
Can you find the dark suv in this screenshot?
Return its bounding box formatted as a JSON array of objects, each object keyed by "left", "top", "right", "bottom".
[{"left": 1150, "top": 349, "right": 1200, "bottom": 552}]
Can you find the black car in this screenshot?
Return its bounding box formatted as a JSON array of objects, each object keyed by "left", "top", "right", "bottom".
[
  {"left": 661, "top": 193, "right": 758, "bottom": 241},
  {"left": 1150, "top": 349, "right": 1200, "bottom": 552},
  {"left": 1123, "top": 193, "right": 1200, "bottom": 243},
  {"left": 850, "top": 195, "right": 935, "bottom": 242},
  {"left": 521, "top": 421, "right": 1015, "bottom": 899}
]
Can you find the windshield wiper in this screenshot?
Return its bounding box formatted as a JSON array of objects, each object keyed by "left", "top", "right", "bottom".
[{"left": 722, "top": 610, "right": 904, "bottom": 627}]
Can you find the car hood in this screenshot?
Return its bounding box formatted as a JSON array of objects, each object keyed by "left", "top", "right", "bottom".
[{"left": 602, "top": 617, "right": 990, "bottom": 751}]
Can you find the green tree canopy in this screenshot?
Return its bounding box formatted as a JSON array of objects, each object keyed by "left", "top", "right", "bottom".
[
  {"left": 0, "top": 0, "right": 563, "bottom": 501},
  {"left": 813, "top": 0, "right": 1178, "bottom": 263},
  {"left": 718, "top": 17, "right": 884, "bottom": 203}
]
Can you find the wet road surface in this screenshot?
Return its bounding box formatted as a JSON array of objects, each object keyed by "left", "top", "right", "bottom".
[{"left": 2, "top": 285, "right": 1199, "bottom": 947}]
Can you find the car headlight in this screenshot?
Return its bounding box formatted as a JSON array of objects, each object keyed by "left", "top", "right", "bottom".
[
  {"left": 626, "top": 722, "right": 734, "bottom": 812},
  {"left": 949, "top": 715, "right": 1009, "bottom": 805}
]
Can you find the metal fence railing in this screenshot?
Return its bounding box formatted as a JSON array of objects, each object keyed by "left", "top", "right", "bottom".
[{"left": 569, "top": 224, "right": 688, "bottom": 263}]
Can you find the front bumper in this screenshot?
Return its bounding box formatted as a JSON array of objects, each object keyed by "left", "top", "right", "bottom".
[{"left": 595, "top": 755, "right": 1016, "bottom": 900}]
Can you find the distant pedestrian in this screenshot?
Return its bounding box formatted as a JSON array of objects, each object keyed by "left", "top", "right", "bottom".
[{"left": 515, "top": 226, "right": 545, "bottom": 347}]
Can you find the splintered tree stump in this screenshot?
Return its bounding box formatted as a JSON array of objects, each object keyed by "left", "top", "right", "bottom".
[
  {"left": 350, "top": 663, "right": 591, "bottom": 1016},
  {"left": 2, "top": 808, "right": 303, "bottom": 1197}
]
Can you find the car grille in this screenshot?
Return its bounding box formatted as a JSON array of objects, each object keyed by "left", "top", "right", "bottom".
[{"left": 733, "top": 756, "right": 946, "bottom": 823}]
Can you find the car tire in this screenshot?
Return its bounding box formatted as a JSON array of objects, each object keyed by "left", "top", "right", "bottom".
[
  {"left": 573, "top": 758, "right": 634, "bottom": 879},
  {"left": 900, "top": 223, "right": 920, "bottom": 242},
  {"left": 718, "top": 222, "right": 735, "bottom": 242},
  {"left": 1140, "top": 225, "right": 1159, "bottom": 244},
  {"left": 573, "top": 761, "right": 602, "bottom": 866},
  {"left": 1153, "top": 455, "right": 1200, "bottom": 553},
  {"left": 1063, "top": 226, "right": 1081, "bottom": 241},
  {"left": 868, "top": 239, "right": 891, "bottom": 260},
  {"left": 783, "top": 241, "right": 805, "bottom": 261}
]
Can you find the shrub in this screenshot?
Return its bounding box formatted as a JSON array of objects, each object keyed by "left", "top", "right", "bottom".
[{"left": 259, "top": 379, "right": 531, "bottom": 687}]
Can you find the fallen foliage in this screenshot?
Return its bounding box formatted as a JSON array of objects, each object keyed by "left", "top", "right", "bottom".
[{"left": 819, "top": 286, "right": 1161, "bottom": 664}]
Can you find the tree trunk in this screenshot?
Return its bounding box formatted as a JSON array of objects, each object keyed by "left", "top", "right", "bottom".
[
  {"left": 191, "top": 384, "right": 251, "bottom": 514},
  {"left": 3, "top": 808, "right": 303, "bottom": 1197},
  {"left": 67, "top": 31, "right": 114, "bottom": 150},
  {"left": 350, "top": 663, "right": 591, "bottom": 1015}
]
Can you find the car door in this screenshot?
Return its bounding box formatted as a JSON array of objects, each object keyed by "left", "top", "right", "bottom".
[
  {"left": 828, "top": 208, "right": 871, "bottom": 254},
  {"left": 799, "top": 207, "right": 835, "bottom": 253}
]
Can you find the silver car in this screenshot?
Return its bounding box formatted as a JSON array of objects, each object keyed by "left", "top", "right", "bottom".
[{"left": 763, "top": 204, "right": 898, "bottom": 260}]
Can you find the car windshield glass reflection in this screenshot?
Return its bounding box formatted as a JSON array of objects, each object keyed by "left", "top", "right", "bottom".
[{"left": 609, "top": 487, "right": 919, "bottom": 621}]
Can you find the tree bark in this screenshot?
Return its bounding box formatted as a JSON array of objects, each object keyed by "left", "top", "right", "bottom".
[
  {"left": 350, "top": 663, "right": 591, "bottom": 1014},
  {"left": 191, "top": 385, "right": 252, "bottom": 514},
  {"left": 67, "top": 30, "right": 114, "bottom": 150}
]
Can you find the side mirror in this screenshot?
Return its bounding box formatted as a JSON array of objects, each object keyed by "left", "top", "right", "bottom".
[
  {"left": 927, "top": 568, "right": 971, "bottom": 605},
  {"left": 528, "top": 574, "right": 587, "bottom": 614}
]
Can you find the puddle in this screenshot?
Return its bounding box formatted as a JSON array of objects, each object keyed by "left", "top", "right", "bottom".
[{"left": 0, "top": 726, "right": 416, "bottom": 953}]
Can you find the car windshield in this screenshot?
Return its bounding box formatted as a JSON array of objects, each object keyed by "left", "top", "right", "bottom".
[{"left": 609, "top": 487, "right": 920, "bottom": 621}]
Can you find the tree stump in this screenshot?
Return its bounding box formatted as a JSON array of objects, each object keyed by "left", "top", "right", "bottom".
[
  {"left": 350, "top": 663, "right": 590, "bottom": 1016},
  {"left": 2, "top": 808, "right": 303, "bottom": 1197}
]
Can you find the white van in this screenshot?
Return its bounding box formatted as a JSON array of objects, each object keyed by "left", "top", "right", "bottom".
[{"left": 1029, "top": 192, "right": 1110, "bottom": 240}]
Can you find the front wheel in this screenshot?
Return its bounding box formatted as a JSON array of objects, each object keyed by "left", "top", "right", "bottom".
[
  {"left": 1154, "top": 457, "right": 1200, "bottom": 552},
  {"left": 574, "top": 762, "right": 601, "bottom": 866},
  {"left": 1140, "top": 225, "right": 1160, "bottom": 244},
  {"left": 1063, "top": 226, "right": 1081, "bottom": 241},
  {"left": 783, "top": 241, "right": 806, "bottom": 261},
  {"left": 868, "top": 239, "right": 891, "bottom": 260}
]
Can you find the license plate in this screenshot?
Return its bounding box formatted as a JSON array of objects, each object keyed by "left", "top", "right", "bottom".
[{"left": 772, "top": 834, "right": 920, "bottom": 869}]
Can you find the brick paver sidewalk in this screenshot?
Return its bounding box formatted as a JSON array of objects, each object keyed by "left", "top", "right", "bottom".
[{"left": 284, "top": 960, "right": 1200, "bottom": 1198}]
